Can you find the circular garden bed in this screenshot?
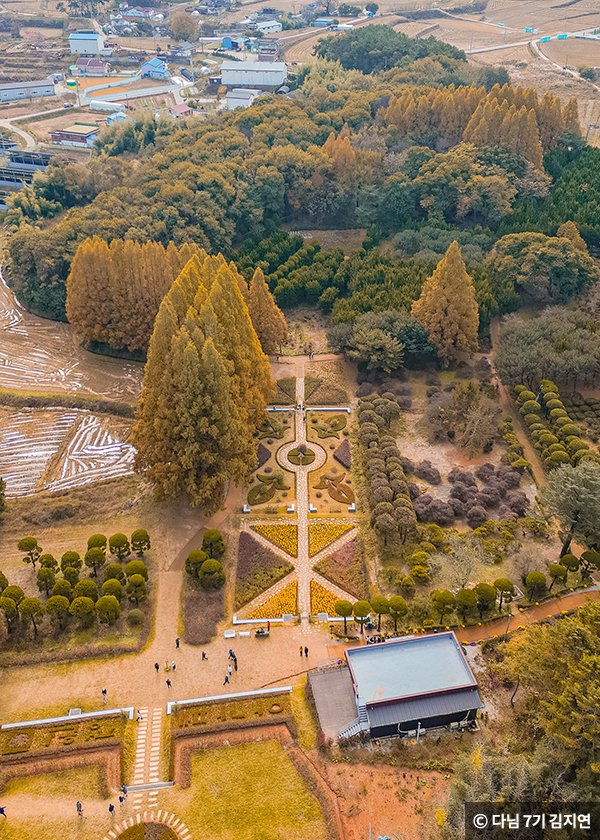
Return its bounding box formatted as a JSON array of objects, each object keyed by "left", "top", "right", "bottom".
[{"left": 288, "top": 446, "right": 316, "bottom": 466}]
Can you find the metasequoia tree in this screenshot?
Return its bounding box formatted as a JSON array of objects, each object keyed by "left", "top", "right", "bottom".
[
  {"left": 246, "top": 268, "right": 288, "bottom": 355},
  {"left": 411, "top": 241, "right": 479, "bottom": 365},
  {"left": 133, "top": 253, "right": 275, "bottom": 508},
  {"left": 66, "top": 237, "right": 206, "bottom": 353}
]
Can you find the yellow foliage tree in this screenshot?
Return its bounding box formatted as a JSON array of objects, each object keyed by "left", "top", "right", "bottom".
[
  {"left": 411, "top": 241, "right": 479, "bottom": 366},
  {"left": 247, "top": 267, "right": 288, "bottom": 355}
]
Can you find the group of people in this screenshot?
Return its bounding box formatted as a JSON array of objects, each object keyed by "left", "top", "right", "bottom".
[{"left": 223, "top": 649, "right": 238, "bottom": 684}]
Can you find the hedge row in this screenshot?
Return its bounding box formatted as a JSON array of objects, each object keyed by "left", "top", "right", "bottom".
[
  {"left": 513, "top": 380, "right": 600, "bottom": 471},
  {"left": 357, "top": 394, "right": 418, "bottom": 546}
]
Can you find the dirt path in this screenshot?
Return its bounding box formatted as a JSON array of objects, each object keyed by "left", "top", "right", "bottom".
[{"left": 489, "top": 317, "right": 546, "bottom": 487}]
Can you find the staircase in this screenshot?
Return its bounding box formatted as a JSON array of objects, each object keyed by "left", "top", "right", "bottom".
[{"left": 337, "top": 702, "right": 370, "bottom": 740}]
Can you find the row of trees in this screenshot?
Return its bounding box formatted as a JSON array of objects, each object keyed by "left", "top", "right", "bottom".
[
  {"left": 66, "top": 236, "right": 287, "bottom": 356},
  {"left": 133, "top": 254, "right": 275, "bottom": 507},
  {"left": 3, "top": 69, "right": 584, "bottom": 321},
  {"left": 184, "top": 530, "right": 227, "bottom": 589}
]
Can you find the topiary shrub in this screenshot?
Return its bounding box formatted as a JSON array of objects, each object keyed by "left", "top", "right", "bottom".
[
  {"left": 447, "top": 468, "right": 477, "bottom": 486},
  {"left": 466, "top": 506, "right": 488, "bottom": 528},
  {"left": 523, "top": 414, "right": 541, "bottom": 425},
  {"left": 127, "top": 608, "right": 144, "bottom": 626},
  {"left": 414, "top": 460, "right": 441, "bottom": 485},
  {"left": 520, "top": 400, "right": 541, "bottom": 415}
]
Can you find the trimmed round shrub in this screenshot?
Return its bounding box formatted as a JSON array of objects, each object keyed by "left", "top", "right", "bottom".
[
  {"left": 539, "top": 380, "right": 559, "bottom": 393},
  {"left": 407, "top": 482, "right": 420, "bottom": 500},
  {"left": 498, "top": 505, "right": 518, "bottom": 520},
  {"left": 538, "top": 433, "right": 559, "bottom": 446},
  {"left": 448, "top": 497, "right": 467, "bottom": 517},
  {"left": 545, "top": 451, "right": 571, "bottom": 468},
  {"left": 549, "top": 408, "right": 568, "bottom": 420},
  {"left": 547, "top": 443, "right": 567, "bottom": 454},
  {"left": 414, "top": 460, "right": 441, "bottom": 485},
  {"left": 505, "top": 490, "right": 529, "bottom": 516},
  {"left": 475, "top": 463, "right": 495, "bottom": 482},
  {"left": 466, "top": 506, "right": 488, "bottom": 528},
  {"left": 426, "top": 500, "right": 455, "bottom": 525},
  {"left": 553, "top": 416, "right": 571, "bottom": 428},
  {"left": 516, "top": 389, "right": 536, "bottom": 405},
  {"left": 125, "top": 560, "right": 149, "bottom": 581},
  {"left": 447, "top": 468, "right": 477, "bottom": 486},
  {"left": 400, "top": 457, "right": 415, "bottom": 474},
  {"left": 127, "top": 608, "right": 144, "bottom": 626},
  {"left": 512, "top": 385, "right": 528, "bottom": 395},
  {"left": 523, "top": 414, "right": 541, "bottom": 426},
  {"left": 520, "top": 400, "right": 541, "bottom": 414},
  {"left": 567, "top": 438, "right": 589, "bottom": 454},
  {"left": 545, "top": 399, "right": 564, "bottom": 410}
]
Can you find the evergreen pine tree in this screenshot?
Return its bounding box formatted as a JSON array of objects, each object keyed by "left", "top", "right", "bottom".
[
  {"left": 247, "top": 267, "right": 288, "bottom": 356},
  {"left": 411, "top": 241, "right": 479, "bottom": 366}
]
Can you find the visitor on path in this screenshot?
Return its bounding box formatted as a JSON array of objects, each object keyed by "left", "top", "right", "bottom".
[
  {"left": 224, "top": 675, "right": 229, "bottom": 685},
  {"left": 136, "top": 710, "right": 143, "bottom": 721},
  {"left": 119, "top": 795, "right": 125, "bottom": 808},
  {"left": 0, "top": 806, "right": 6, "bottom": 818},
  {"left": 76, "top": 801, "right": 86, "bottom": 819},
  {"left": 102, "top": 688, "right": 107, "bottom": 705},
  {"left": 122, "top": 784, "right": 127, "bottom": 799},
  {"left": 154, "top": 662, "right": 159, "bottom": 674},
  {"left": 165, "top": 660, "right": 171, "bottom": 671},
  {"left": 228, "top": 649, "right": 235, "bottom": 660},
  {"left": 202, "top": 651, "right": 207, "bottom": 661},
  {"left": 267, "top": 621, "right": 270, "bottom": 631},
  {"left": 299, "top": 646, "right": 303, "bottom": 657},
  {"left": 233, "top": 655, "right": 238, "bottom": 672},
  {"left": 166, "top": 679, "right": 172, "bottom": 689},
  {"left": 109, "top": 804, "right": 115, "bottom": 816},
  {"left": 228, "top": 664, "right": 232, "bottom": 677},
  {"left": 172, "top": 660, "right": 176, "bottom": 672},
  {"left": 304, "top": 646, "right": 309, "bottom": 657},
  {"left": 175, "top": 637, "right": 180, "bottom": 649}
]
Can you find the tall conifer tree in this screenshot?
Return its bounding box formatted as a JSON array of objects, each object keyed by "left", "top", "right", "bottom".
[
  {"left": 411, "top": 241, "right": 479, "bottom": 366},
  {"left": 247, "top": 268, "right": 288, "bottom": 355}
]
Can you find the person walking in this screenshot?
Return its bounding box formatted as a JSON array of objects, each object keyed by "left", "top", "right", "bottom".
[
  {"left": 154, "top": 662, "right": 159, "bottom": 674},
  {"left": 76, "top": 801, "right": 86, "bottom": 819},
  {"left": 122, "top": 784, "right": 127, "bottom": 799},
  {"left": 223, "top": 674, "right": 229, "bottom": 685},
  {"left": 102, "top": 688, "right": 107, "bottom": 705},
  {"left": 166, "top": 679, "right": 172, "bottom": 689},
  {"left": 267, "top": 620, "right": 270, "bottom": 631},
  {"left": 0, "top": 806, "right": 6, "bottom": 818},
  {"left": 227, "top": 663, "right": 232, "bottom": 677},
  {"left": 299, "top": 645, "right": 303, "bottom": 657},
  {"left": 233, "top": 655, "right": 238, "bottom": 672},
  {"left": 119, "top": 795, "right": 125, "bottom": 808},
  {"left": 109, "top": 803, "right": 115, "bottom": 817},
  {"left": 175, "top": 637, "right": 180, "bottom": 649},
  {"left": 202, "top": 651, "right": 207, "bottom": 661},
  {"left": 172, "top": 660, "right": 176, "bottom": 672},
  {"left": 136, "top": 710, "right": 142, "bottom": 722},
  {"left": 304, "top": 646, "right": 309, "bottom": 658}
]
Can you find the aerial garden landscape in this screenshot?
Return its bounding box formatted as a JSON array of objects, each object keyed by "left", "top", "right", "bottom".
[{"left": 1, "top": 20, "right": 600, "bottom": 840}]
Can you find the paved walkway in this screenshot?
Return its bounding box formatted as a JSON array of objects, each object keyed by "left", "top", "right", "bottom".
[{"left": 240, "top": 364, "right": 357, "bottom": 618}]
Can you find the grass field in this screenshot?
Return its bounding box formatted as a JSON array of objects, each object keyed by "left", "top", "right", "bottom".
[
  {"left": 0, "top": 767, "right": 108, "bottom": 840},
  {"left": 157, "top": 740, "right": 327, "bottom": 840}
]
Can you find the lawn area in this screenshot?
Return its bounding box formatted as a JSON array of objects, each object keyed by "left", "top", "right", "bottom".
[
  {"left": 0, "top": 766, "right": 108, "bottom": 840},
  {"left": 157, "top": 740, "right": 327, "bottom": 840}
]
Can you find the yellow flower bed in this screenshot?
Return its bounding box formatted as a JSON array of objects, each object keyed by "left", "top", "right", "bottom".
[
  {"left": 252, "top": 523, "right": 298, "bottom": 557},
  {"left": 310, "top": 580, "right": 340, "bottom": 616},
  {"left": 249, "top": 580, "right": 298, "bottom": 618},
  {"left": 309, "top": 523, "right": 354, "bottom": 557}
]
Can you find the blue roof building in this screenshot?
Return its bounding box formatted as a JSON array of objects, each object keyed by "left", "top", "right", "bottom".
[{"left": 141, "top": 56, "right": 169, "bottom": 80}]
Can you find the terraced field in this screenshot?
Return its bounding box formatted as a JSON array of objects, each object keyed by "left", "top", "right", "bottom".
[{"left": 0, "top": 407, "right": 135, "bottom": 497}]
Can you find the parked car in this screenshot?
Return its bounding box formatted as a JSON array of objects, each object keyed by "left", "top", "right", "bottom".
[{"left": 63, "top": 102, "right": 74, "bottom": 108}]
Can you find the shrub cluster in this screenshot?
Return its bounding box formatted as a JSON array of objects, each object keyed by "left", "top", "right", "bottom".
[
  {"left": 513, "top": 380, "right": 600, "bottom": 471},
  {"left": 412, "top": 465, "right": 525, "bottom": 526},
  {"left": 357, "top": 394, "right": 417, "bottom": 545},
  {"left": 0, "top": 530, "right": 152, "bottom": 643}
]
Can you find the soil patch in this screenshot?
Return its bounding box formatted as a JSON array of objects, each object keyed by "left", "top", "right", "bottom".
[{"left": 181, "top": 579, "right": 224, "bottom": 646}]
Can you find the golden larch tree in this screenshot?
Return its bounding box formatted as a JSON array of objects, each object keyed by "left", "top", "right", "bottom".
[
  {"left": 247, "top": 267, "right": 288, "bottom": 356},
  {"left": 411, "top": 241, "right": 479, "bottom": 366}
]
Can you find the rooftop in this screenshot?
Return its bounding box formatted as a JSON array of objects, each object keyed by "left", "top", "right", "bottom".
[
  {"left": 227, "top": 88, "right": 261, "bottom": 98},
  {"left": 53, "top": 123, "right": 101, "bottom": 136},
  {"left": 0, "top": 79, "right": 54, "bottom": 91},
  {"left": 221, "top": 60, "right": 286, "bottom": 72},
  {"left": 69, "top": 32, "right": 103, "bottom": 39},
  {"left": 346, "top": 632, "right": 477, "bottom": 707}
]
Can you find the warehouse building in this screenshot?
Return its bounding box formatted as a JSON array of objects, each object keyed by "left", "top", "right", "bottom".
[
  {"left": 0, "top": 79, "right": 56, "bottom": 102},
  {"left": 220, "top": 60, "right": 286, "bottom": 88},
  {"left": 50, "top": 123, "right": 102, "bottom": 148},
  {"left": 226, "top": 88, "right": 261, "bottom": 110},
  {"left": 256, "top": 19, "right": 282, "bottom": 33},
  {"left": 309, "top": 632, "right": 484, "bottom": 741},
  {"left": 68, "top": 31, "right": 110, "bottom": 56}
]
